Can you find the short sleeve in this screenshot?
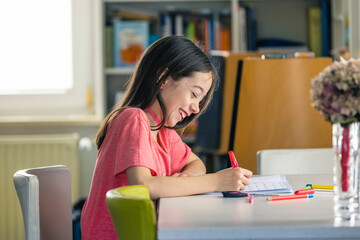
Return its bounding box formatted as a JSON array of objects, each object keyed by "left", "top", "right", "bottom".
[{"left": 107, "top": 109, "right": 158, "bottom": 176}]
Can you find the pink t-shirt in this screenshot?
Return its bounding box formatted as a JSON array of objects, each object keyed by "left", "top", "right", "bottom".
[{"left": 81, "top": 108, "right": 191, "bottom": 240}]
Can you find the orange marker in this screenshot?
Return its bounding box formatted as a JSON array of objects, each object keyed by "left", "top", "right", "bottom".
[{"left": 267, "top": 194, "right": 313, "bottom": 201}]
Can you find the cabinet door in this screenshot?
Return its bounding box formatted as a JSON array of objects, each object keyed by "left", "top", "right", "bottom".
[{"left": 233, "top": 58, "right": 332, "bottom": 173}]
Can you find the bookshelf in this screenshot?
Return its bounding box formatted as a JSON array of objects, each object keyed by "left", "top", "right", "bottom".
[
  {"left": 100, "top": 0, "right": 339, "bottom": 111},
  {"left": 102, "top": 0, "right": 235, "bottom": 112}
]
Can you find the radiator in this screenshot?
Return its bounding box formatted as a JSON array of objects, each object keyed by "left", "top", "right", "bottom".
[{"left": 0, "top": 133, "right": 80, "bottom": 240}]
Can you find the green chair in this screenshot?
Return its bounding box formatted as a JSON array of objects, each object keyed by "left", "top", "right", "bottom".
[{"left": 106, "top": 185, "right": 156, "bottom": 240}]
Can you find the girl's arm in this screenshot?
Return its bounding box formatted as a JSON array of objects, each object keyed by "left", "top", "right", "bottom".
[
  {"left": 126, "top": 165, "right": 252, "bottom": 200},
  {"left": 174, "top": 152, "right": 206, "bottom": 177}
]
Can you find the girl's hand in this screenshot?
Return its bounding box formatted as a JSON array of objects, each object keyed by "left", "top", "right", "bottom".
[{"left": 214, "top": 167, "right": 253, "bottom": 192}]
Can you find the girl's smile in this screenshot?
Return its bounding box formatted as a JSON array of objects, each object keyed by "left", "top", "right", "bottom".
[{"left": 159, "top": 71, "right": 212, "bottom": 127}]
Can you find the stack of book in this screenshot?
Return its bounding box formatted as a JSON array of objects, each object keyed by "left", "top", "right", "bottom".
[{"left": 105, "top": 8, "right": 234, "bottom": 68}]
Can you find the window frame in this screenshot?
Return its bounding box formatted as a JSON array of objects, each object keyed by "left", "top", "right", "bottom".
[{"left": 0, "top": 0, "right": 104, "bottom": 124}]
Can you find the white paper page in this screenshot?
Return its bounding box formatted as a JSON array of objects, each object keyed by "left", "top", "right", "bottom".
[
  {"left": 244, "top": 174, "right": 293, "bottom": 193},
  {"left": 249, "top": 174, "right": 287, "bottom": 183}
]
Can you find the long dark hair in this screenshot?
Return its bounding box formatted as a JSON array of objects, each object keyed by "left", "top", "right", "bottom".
[{"left": 96, "top": 36, "right": 218, "bottom": 149}]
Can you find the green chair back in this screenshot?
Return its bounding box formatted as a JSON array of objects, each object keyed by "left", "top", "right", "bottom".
[{"left": 106, "top": 185, "right": 156, "bottom": 240}]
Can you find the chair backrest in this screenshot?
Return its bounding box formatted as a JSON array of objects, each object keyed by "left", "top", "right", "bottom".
[
  {"left": 257, "top": 148, "right": 333, "bottom": 175},
  {"left": 13, "top": 165, "right": 72, "bottom": 240},
  {"left": 106, "top": 185, "right": 156, "bottom": 240}
]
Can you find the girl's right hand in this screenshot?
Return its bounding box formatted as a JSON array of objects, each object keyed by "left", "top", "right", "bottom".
[{"left": 214, "top": 167, "right": 252, "bottom": 192}]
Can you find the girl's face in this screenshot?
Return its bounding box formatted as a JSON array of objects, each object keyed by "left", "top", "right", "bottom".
[{"left": 160, "top": 71, "right": 213, "bottom": 127}]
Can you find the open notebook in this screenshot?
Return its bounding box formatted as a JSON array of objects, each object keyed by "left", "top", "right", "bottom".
[{"left": 244, "top": 174, "right": 293, "bottom": 195}]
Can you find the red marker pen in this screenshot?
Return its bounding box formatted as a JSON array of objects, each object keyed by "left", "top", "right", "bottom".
[
  {"left": 228, "top": 150, "right": 239, "bottom": 168},
  {"left": 248, "top": 194, "right": 254, "bottom": 204},
  {"left": 222, "top": 151, "right": 246, "bottom": 198}
]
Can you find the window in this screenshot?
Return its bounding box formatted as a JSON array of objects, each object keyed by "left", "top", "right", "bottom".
[{"left": 0, "top": 0, "right": 102, "bottom": 120}]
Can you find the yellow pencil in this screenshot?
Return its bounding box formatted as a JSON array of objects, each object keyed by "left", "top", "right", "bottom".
[{"left": 306, "top": 184, "right": 334, "bottom": 190}]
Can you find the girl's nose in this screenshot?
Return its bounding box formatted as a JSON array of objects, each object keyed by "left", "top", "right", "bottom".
[{"left": 190, "top": 102, "right": 200, "bottom": 114}]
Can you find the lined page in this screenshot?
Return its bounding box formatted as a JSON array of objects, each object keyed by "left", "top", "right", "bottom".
[{"left": 245, "top": 175, "right": 293, "bottom": 193}]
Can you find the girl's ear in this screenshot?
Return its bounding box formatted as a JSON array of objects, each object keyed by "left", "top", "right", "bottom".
[
  {"left": 158, "top": 68, "right": 168, "bottom": 82},
  {"left": 160, "top": 79, "right": 169, "bottom": 89}
]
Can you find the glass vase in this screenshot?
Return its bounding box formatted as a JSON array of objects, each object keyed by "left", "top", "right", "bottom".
[{"left": 332, "top": 122, "right": 360, "bottom": 226}]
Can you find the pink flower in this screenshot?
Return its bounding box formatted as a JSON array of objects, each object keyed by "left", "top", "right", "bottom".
[{"left": 311, "top": 58, "right": 360, "bottom": 126}]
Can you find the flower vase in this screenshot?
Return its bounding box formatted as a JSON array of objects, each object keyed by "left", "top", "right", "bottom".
[{"left": 332, "top": 122, "right": 360, "bottom": 225}]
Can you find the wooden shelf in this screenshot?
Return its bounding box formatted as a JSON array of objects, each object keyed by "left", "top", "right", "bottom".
[{"left": 105, "top": 67, "right": 135, "bottom": 75}]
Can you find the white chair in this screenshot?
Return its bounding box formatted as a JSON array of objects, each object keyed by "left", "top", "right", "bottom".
[
  {"left": 257, "top": 148, "right": 333, "bottom": 175},
  {"left": 13, "top": 165, "right": 73, "bottom": 240}
]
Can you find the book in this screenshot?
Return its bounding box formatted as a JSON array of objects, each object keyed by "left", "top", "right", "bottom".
[
  {"left": 202, "top": 18, "right": 210, "bottom": 53},
  {"left": 257, "top": 45, "right": 308, "bottom": 58},
  {"left": 308, "top": 7, "right": 322, "bottom": 57},
  {"left": 213, "top": 12, "right": 220, "bottom": 50},
  {"left": 209, "top": 18, "right": 215, "bottom": 51},
  {"left": 237, "top": 3, "right": 247, "bottom": 51},
  {"left": 112, "top": 10, "right": 158, "bottom": 22},
  {"left": 257, "top": 38, "right": 308, "bottom": 58},
  {"left": 113, "top": 19, "right": 149, "bottom": 67},
  {"left": 186, "top": 20, "right": 195, "bottom": 41},
  {"left": 175, "top": 14, "right": 183, "bottom": 36},
  {"left": 218, "top": 11, "right": 231, "bottom": 51},
  {"left": 220, "top": 26, "right": 230, "bottom": 50},
  {"left": 160, "top": 13, "right": 173, "bottom": 36},
  {"left": 244, "top": 174, "right": 293, "bottom": 194},
  {"left": 105, "top": 26, "right": 113, "bottom": 67},
  {"left": 321, "top": 0, "right": 330, "bottom": 56},
  {"left": 246, "top": 6, "right": 257, "bottom": 51}
]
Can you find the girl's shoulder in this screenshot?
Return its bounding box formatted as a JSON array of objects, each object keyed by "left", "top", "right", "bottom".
[
  {"left": 112, "top": 107, "right": 148, "bottom": 126},
  {"left": 119, "top": 107, "right": 146, "bottom": 118}
]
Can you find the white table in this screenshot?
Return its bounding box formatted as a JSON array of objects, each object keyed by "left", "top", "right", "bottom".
[{"left": 157, "top": 174, "right": 360, "bottom": 239}]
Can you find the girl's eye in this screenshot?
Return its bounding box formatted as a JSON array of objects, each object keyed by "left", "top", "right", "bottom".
[{"left": 192, "top": 92, "right": 198, "bottom": 98}]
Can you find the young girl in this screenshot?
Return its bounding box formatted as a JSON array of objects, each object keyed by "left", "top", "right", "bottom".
[{"left": 81, "top": 36, "right": 252, "bottom": 239}]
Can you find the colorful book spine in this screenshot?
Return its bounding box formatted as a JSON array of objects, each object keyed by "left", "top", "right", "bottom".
[
  {"left": 105, "top": 26, "right": 113, "bottom": 67},
  {"left": 308, "top": 7, "right": 322, "bottom": 57},
  {"left": 202, "top": 18, "right": 210, "bottom": 53},
  {"left": 237, "top": 4, "right": 247, "bottom": 52},
  {"left": 186, "top": 21, "right": 195, "bottom": 41},
  {"left": 246, "top": 6, "right": 256, "bottom": 51},
  {"left": 175, "top": 14, "right": 183, "bottom": 36},
  {"left": 161, "top": 13, "right": 172, "bottom": 36},
  {"left": 221, "top": 26, "right": 230, "bottom": 51},
  {"left": 213, "top": 12, "right": 221, "bottom": 50},
  {"left": 209, "top": 18, "right": 215, "bottom": 50}
]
